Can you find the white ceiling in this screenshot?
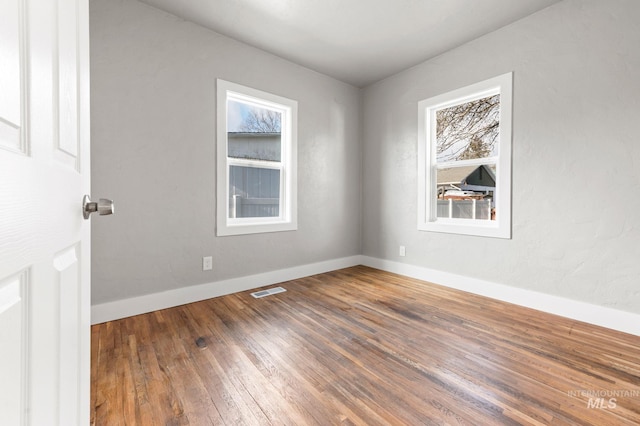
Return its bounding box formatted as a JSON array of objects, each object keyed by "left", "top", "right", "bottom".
[{"left": 139, "top": 0, "right": 562, "bottom": 87}]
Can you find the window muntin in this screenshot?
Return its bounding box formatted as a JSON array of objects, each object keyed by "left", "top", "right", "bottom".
[
  {"left": 418, "top": 73, "right": 512, "bottom": 238},
  {"left": 217, "top": 80, "right": 297, "bottom": 236}
]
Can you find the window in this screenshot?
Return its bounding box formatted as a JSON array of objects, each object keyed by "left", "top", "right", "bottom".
[
  {"left": 217, "top": 80, "right": 297, "bottom": 236},
  {"left": 418, "top": 73, "right": 512, "bottom": 238}
]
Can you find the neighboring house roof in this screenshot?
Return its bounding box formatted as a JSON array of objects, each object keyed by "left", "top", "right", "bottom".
[
  {"left": 437, "top": 164, "right": 496, "bottom": 189},
  {"left": 437, "top": 165, "right": 480, "bottom": 185},
  {"left": 228, "top": 132, "right": 281, "bottom": 162}
]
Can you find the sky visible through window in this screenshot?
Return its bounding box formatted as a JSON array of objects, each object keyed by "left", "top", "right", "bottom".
[
  {"left": 227, "top": 100, "right": 250, "bottom": 132},
  {"left": 228, "top": 100, "right": 281, "bottom": 133}
]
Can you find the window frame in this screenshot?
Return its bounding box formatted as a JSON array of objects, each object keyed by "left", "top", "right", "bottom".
[
  {"left": 216, "top": 79, "right": 297, "bottom": 236},
  {"left": 417, "top": 72, "right": 513, "bottom": 239}
]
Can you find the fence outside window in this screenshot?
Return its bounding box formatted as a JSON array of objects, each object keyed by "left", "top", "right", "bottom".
[{"left": 437, "top": 199, "right": 492, "bottom": 220}]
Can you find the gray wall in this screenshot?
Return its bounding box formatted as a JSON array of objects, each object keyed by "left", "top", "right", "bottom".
[
  {"left": 90, "top": 0, "right": 361, "bottom": 304},
  {"left": 362, "top": 0, "right": 640, "bottom": 313},
  {"left": 91, "top": 0, "right": 640, "bottom": 317}
]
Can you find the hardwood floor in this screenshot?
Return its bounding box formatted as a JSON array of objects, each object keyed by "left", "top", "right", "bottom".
[{"left": 91, "top": 266, "right": 640, "bottom": 425}]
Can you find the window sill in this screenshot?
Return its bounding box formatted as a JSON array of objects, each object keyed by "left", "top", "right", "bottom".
[
  {"left": 216, "top": 220, "right": 297, "bottom": 237},
  {"left": 418, "top": 219, "right": 510, "bottom": 239}
]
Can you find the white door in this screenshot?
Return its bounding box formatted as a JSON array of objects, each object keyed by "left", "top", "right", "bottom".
[{"left": 0, "top": 0, "right": 92, "bottom": 424}]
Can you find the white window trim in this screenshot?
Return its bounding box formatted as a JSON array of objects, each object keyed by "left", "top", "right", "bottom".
[
  {"left": 417, "top": 72, "right": 512, "bottom": 239},
  {"left": 216, "top": 79, "right": 298, "bottom": 236}
]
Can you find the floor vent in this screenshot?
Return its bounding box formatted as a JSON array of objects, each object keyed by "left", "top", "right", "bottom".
[{"left": 251, "top": 286, "right": 286, "bottom": 299}]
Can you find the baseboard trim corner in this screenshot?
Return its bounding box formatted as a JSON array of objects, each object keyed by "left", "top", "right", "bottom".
[{"left": 360, "top": 256, "right": 640, "bottom": 337}]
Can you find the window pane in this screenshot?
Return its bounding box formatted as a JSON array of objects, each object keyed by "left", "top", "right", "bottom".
[
  {"left": 436, "top": 165, "right": 495, "bottom": 220},
  {"left": 436, "top": 94, "right": 500, "bottom": 163},
  {"left": 227, "top": 99, "right": 281, "bottom": 161},
  {"left": 229, "top": 165, "right": 280, "bottom": 218}
]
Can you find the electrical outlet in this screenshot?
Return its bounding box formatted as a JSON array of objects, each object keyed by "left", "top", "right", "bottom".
[
  {"left": 399, "top": 246, "right": 406, "bottom": 257},
  {"left": 202, "top": 256, "right": 213, "bottom": 271}
]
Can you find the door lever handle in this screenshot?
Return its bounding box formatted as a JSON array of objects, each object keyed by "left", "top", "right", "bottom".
[{"left": 82, "top": 195, "right": 114, "bottom": 219}]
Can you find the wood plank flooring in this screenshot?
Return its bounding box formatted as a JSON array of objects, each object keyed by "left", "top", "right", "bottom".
[{"left": 91, "top": 266, "right": 640, "bottom": 425}]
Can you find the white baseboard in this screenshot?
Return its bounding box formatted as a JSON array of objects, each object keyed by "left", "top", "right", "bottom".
[
  {"left": 91, "top": 255, "right": 362, "bottom": 324},
  {"left": 92, "top": 254, "right": 640, "bottom": 337},
  {"left": 360, "top": 256, "right": 640, "bottom": 337}
]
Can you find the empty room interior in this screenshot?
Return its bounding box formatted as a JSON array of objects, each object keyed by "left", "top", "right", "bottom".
[{"left": 88, "top": 0, "right": 640, "bottom": 424}]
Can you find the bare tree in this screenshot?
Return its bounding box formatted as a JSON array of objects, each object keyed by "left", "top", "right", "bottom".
[
  {"left": 459, "top": 136, "right": 492, "bottom": 160},
  {"left": 436, "top": 94, "right": 499, "bottom": 162},
  {"left": 240, "top": 109, "right": 281, "bottom": 133}
]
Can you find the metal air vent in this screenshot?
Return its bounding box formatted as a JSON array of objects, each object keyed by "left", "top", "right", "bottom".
[{"left": 251, "top": 286, "right": 286, "bottom": 299}]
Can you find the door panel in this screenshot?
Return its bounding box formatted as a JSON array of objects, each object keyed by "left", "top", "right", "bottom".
[
  {"left": 0, "top": 0, "right": 90, "bottom": 424},
  {"left": 0, "top": 271, "right": 28, "bottom": 426},
  {"left": 56, "top": 0, "right": 80, "bottom": 167},
  {"left": 55, "top": 245, "right": 81, "bottom": 425},
  {"left": 0, "top": 2, "right": 30, "bottom": 423},
  {"left": 0, "top": 0, "right": 25, "bottom": 154}
]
